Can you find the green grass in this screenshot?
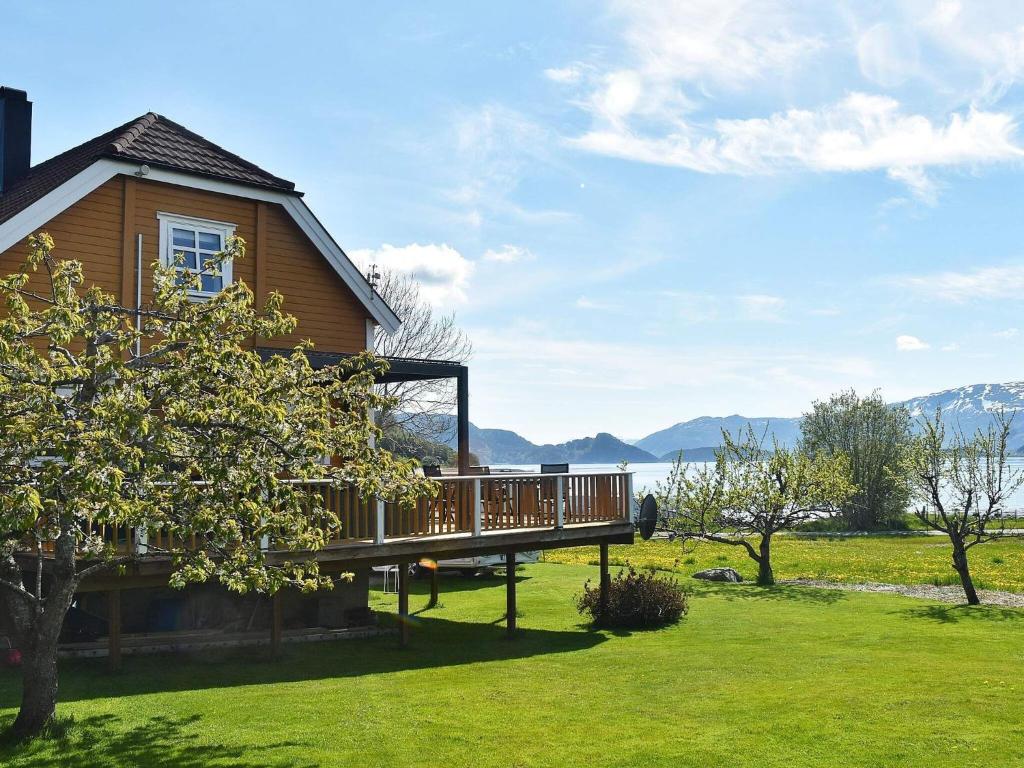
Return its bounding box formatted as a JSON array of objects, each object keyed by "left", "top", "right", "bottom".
[
  {"left": 2, "top": 562, "right": 1024, "bottom": 766},
  {"left": 547, "top": 535, "right": 1024, "bottom": 592}
]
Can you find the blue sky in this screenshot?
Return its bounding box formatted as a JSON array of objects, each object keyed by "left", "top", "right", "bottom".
[{"left": 5, "top": 1, "right": 1024, "bottom": 443}]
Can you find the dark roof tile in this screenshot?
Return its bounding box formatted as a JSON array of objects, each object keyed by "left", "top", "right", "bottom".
[{"left": 0, "top": 114, "right": 296, "bottom": 225}]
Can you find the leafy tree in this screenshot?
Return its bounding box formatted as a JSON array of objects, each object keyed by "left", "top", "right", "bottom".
[
  {"left": 661, "top": 427, "right": 854, "bottom": 585},
  {"left": 0, "top": 234, "right": 430, "bottom": 739},
  {"left": 906, "top": 410, "right": 1023, "bottom": 605},
  {"left": 801, "top": 390, "right": 912, "bottom": 530},
  {"left": 380, "top": 423, "right": 456, "bottom": 466},
  {"left": 370, "top": 270, "right": 472, "bottom": 446}
]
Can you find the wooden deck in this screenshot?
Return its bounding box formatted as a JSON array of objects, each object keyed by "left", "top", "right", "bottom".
[{"left": 50, "top": 471, "right": 636, "bottom": 590}]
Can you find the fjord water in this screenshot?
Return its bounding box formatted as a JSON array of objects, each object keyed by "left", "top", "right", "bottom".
[{"left": 491, "top": 459, "right": 1024, "bottom": 512}]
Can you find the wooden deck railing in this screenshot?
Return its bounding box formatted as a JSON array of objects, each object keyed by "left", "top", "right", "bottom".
[
  {"left": 40, "top": 472, "right": 634, "bottom": 556},
  {"left": 309, "top": 471, "right": 633, "bottom": 547}
]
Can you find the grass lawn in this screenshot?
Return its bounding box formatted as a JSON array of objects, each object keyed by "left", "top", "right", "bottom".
[
  {"left": 2, "top": 562, "right": 1024, "bottom": 767},
  {"left": 547, "top": 535, "right": 1024, "bottom": 592}
]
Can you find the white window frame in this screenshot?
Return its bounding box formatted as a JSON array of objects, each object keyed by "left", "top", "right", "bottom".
[{"left": 157, "top": 212, "right": 236, "bottom": 299}]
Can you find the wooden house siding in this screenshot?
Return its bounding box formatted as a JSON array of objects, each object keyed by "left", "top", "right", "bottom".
[
  {"left": 261, "top": 202, "right": 370, "bottom": 353},
  {"left": 0, "top": 175, "right": 372, "bottom": 354},
  {"left": 0, "top": 176, "right": 125, "bottom": 296}
]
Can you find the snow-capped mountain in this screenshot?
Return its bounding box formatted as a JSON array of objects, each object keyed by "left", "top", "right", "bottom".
[
  {"left": 633, "top": 382, "right": 1024, "bottom": 457},
  {"left": 895, "top": 382, "right": 1024, "bottom": 448}
]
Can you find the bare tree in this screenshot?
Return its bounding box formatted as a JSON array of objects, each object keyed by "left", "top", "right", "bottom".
[
  {"left": 661, "top": 426, "right": 853, "bottom": 585},
  {"left": 907, "top": 410, "right": 1023, "bottom": 605},
  {"left": 372, "top": 271, "right": 472, "bottom": 444}
]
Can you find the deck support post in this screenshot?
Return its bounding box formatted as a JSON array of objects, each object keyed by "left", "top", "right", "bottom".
[
  {"left": 428, "top": 562, "right": 440, "bottom": 608},
  {"left": 398, "top": 562, "right": 410, "bottom": 647},
  {"left": 599, "top": 542, "right": 610, "bottom": 621},
  {"left": 456, "top": 367, "right": 470, "bottom": 475},
  {"left": 555, "top": 476, "right": 565, "bottom": 528},
  {"left": 108, "top": 588, "right": 122, "bottom": 672},
  {"left": 505, "top": 551, "right": 517, "bottom": 636},
  {"left": 271, "top": 591, "right": 283, "bottom": 658}
]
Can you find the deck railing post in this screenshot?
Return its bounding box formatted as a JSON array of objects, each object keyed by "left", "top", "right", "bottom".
[
  {"left": 472, "top": 478, "right": 482, "bottom": 536},
  {"left": 375, "top": 498, "right": 386, "bottom": 545},
  {"left": 555, "top": 476, "right": 564, "bottom": 529},
  {"left": 626, "top": 473, "right": 636, "bottom": 522}
]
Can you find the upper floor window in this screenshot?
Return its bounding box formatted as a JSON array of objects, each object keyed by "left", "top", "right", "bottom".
[{"left": 157, "top": 213, "right": 235, "bottom": 298}]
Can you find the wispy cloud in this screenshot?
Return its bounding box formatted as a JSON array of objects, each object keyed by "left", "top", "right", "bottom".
[
  {"left": 575, "top": 296, "right": 621, "bottom": 311},
  {"left": 738, "top": 294, "right": 785, "bottom": 322},
  {"left": 569, "top": 94, "right": 1022, "bottom": 188},
  {"left": 896, "top": 334, "right": 930, "bottom": 351},
  {"left": 483, "top": 244, "right": 534, "bottom": 263},
  {"left": 994, "top": 327, "right": 1020, "bottom": 339},
  {"left": 544, "top": 63, "right": 585, "bottom": 84},
  {"left": 888, "top": 263, "right": 1024, "bottom": 302},
  {"left": 546, "top": 1, "right": 1024, "bottom": 201},
  {"left": 447, "top": 104, "right": 569, "bottom": 226}
]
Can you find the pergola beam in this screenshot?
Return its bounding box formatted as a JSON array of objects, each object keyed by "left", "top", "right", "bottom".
[{"left": 258, "top": 348, "right": 471, "bottom": 472}]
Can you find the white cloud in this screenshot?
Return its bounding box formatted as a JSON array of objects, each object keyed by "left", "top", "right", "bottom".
[
  {"left": 941, "top": 342, "right": 960, "bottom": 352},
  {"left": 350, "top": 243, "right": 474, "bottom": 306},
  {"left": 886, "top": 166, "right": 939, "bottom": 205},
  {"left": 544, "top": 64, "right": 585, "bottom": 83},
  {"left": 606, "top": 0, "right": 825, "bottom": 91},
  {"left": 808, "top": 307, "right": 841, "bottom": 317},
  {"left": 738, "top": 294, "right": 785, "bottom": 322},
  {"left": 548, "top": 2, "right": 1024, "bottom": 199},
  {"left": 856, "top": 22, "right": 919, "bottom": 89},
  {"left": 994, "top": 327, "right": 1020, "bottom": 339},
  {"left": 889, "top": 263, "right": 1024, "bottom": 302},
  {"left": 896, "top": 334, "right": 930, "bottom": 351},
  {"left": 575, "top": 296, "right": 621, "bottom": 311},
  {"left": 483, "top": 244, "right": 534, "bottom": 263},
  {"left": 918, "top": 0, "right": 1024, "bottom": 104},
  {"left": 570, "top": 94, "right": 1022, "bottom": 186}
]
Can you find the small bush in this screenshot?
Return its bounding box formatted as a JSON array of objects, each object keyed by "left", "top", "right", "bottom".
[{"left": 576, "top": 566, "right": 689, "bottom": 629}]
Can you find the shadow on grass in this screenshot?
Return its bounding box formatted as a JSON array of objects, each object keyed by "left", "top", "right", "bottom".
[
  {"left": 372, "top": 571, "right": 532, "bottom": 597},
  {"left": 697, "top": 582, "right": 847, "bottom": 605},
  {"left": 0, "top": 614, "right": 605, "bottom": 711},
  {"left": 0, "top": 713, "right": 311, "bottom": 767},
  {"left": 896, "top": 603, "right": 1024, "bottom": 624}
]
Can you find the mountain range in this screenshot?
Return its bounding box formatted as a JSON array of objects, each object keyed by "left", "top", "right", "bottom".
[{"left": 443, "top": 381, "right": 1024, "bottom": 465}]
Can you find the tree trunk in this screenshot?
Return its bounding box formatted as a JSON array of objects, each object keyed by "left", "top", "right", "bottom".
[
  {"left": 9, "top": 542, "right": 78, "bottom": 741},
  {"left": 951, "top": 540, "right": 980, "bottom": 606},
  {"left": 756, "top": 535, "right": 774, "bottom": 586},
  {"left": 11, "top": 624, "right": 61, "bottom": 739}
]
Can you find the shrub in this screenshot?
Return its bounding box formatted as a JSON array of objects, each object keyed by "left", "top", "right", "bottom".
[{"left": 576, "top": 566, "right": 689, "bottom": 629}]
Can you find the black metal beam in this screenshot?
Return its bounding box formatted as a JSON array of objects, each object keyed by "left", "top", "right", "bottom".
[{"left": 457, "top": 366, "right": 469, "bottom": 474}]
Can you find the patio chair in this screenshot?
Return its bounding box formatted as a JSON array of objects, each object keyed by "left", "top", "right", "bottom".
[
  {"left": 422, "top": 465, "right": 442, "bottom": 478},
  {"left": 539, "top": 464, "right": 568, "bottom": 526}
]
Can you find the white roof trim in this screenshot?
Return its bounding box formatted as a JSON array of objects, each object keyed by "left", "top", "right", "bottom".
[
  {"left": 0, "top": 158, "right": 401, "bottom": 334},
  {"left": 0, "top": 161, "right": 120, "bottom": 254}
]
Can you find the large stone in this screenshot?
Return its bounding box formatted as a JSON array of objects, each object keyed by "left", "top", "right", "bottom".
[{"left": 692, "top": 567, "right": 743, "bottom": 583}]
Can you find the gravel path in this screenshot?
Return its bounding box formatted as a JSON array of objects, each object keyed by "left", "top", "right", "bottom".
[{"left": 782, "top": 579, "right": 1024, "bottom": 608}]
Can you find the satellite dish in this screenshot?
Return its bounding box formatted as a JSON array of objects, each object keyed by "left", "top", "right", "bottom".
[{"left": 637, "top": 494, "right": 658, "bottom": 540}]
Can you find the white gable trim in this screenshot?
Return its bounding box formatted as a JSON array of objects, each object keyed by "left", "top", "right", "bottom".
[
  {"left": 0, "top": 158, "right": 401, "bottom": 334},
  {"left": 0, "top": 161, "right": 121, "bottom": 254}
]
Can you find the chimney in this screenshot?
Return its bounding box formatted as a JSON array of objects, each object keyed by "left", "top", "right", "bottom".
[{"left": 0, "top": 87, "right": 32, "bottom": 193}]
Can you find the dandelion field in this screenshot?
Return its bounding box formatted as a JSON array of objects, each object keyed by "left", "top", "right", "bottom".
[{"left": 546, "top": 534, "right": 1024, "bottom": 592}]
